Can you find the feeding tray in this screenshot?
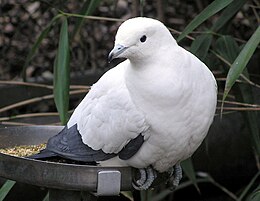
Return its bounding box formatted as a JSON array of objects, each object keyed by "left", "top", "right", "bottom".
[{"left": 0, "top": 126, "right": 133, "bottom": 200}]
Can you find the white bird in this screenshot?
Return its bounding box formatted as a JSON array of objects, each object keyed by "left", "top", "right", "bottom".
[{"left": 31, "top": 17, "right": 217, "bottom": 190}]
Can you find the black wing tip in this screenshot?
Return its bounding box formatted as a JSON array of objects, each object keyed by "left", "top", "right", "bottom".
[
  {"left": 29, "top": 125, "right": 144, "bottom": 163},
  {"left": 118, "top": 134, "right": 144, "bottom": 160},
  {"left": 29, "top": 124, "right": 115, "bottom": 162},
  {"left": 28, "top": 149, "right": 57, "bottom": 159}
]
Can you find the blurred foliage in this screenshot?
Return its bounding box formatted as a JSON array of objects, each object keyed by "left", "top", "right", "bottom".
[
  {"left": 0, "top": 180, "right": 15, "bottom": 201},
  {"left": 0, "top": 0, "right": 260, "bottom": 200},
  {"left": 53, "top": 18, "right": 70, "bottom": 125}
]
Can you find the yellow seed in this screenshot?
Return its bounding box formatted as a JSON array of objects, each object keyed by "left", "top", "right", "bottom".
[{"left": 0, "top": 143, "right": 46, "bottom": 157}]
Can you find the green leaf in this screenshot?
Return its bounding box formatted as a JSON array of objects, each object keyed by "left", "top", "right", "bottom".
[
  {"left": 181, "top": 158, "right": 199, "bottom": 192},
  {"left": 216, "top": 35, "right": 260, "bottom": 155},
  {"left": 215, "top": 35, "right": 240, "bottom": 63},
  {"left": 140, "top": 0, "right": 145, "bottom": 16},
  {"left": 22, "top": 14, "right": 61, "bottom": 81},
  {"left": 177, "top": 0, "right": 233, "bottom": 42},
  {"left": 211, "top": 0, "right": 247, "bottom": 32},
  {"left": 223, "top": 25, "right": 260, "bottom": 100},
  {"left": 42, "top": 193, "right": 49, "bottom": 201},
  {"left": 72, "top": 0, "right": 102, "bottom": 40},
  {"left": 190, "top": 33, "right": 213, "bottom": 61},
  {"left": 238, "top": 171, "right": 260, "bottom": 201},
  {"left": 0, "top": 180, "right": 16, "bottom": 201},
  {"left": 54, "top": 18, "right": 70, "bottom": 125},
  {"left": 120, "top": 192, "right": 134, "bottom": 201},
  {"left": 246, "top": 183, "right": 260, "bottom": 201},
  {"left": 238, "top": 82, "right": 260, "bottom": 155},
  {"left": 249, "top": 191, "right": 260, "bottom": 201}
]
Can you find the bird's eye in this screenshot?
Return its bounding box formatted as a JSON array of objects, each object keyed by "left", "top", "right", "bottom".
[{"left": 140, "top": 35, "right": 147, "bottom": 43}]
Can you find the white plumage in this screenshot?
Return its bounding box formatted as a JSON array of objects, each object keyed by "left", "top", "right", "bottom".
[
  {"left": 68, "top": 64, "right": 149, "bottom": 154},
  {"left": 67, "top": 17, "right": 217, "bottom": 173}
]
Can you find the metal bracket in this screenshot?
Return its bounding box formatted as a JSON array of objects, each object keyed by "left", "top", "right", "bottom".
[{"left": 97, "top": 170, "right": 121, "bottom": 196}]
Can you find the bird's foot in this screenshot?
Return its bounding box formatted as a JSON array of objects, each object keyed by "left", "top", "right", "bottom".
[
  {"left": 132, "top": 166, "right": 157, "bottom": 190},
  {"left": 168, "top": 163, "right": 182, "bottom": 190}
]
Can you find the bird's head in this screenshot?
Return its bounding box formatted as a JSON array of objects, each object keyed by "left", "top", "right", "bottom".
[{"left": 108, "top": 17, "right": 177, "bottom": 63}]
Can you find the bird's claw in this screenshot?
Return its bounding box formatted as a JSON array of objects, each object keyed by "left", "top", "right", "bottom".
[
  {"left": 168, "top": 163, "right": 182, "bottom": 190},
  {"left": 132, "top": 166, "right": 157, "bottom": 190},
  {"left": 132, "top": 164, "right": 182, "bottom": 190}
]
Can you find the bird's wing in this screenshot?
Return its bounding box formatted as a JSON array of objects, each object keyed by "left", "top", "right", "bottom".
[
  {"left": 40, "top": 124, "right": 116, "bottom": 162},
  {"left": 66, "top": 63, "right": 150, "bottom": 159}
]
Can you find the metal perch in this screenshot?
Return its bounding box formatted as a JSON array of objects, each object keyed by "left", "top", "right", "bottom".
[{"left": 0, "top": 126, "right": 133, "bottom": 201}]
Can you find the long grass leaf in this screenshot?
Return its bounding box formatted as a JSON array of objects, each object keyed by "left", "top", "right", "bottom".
[
  {"left": 42, "top": 192, "right": 49, "bottom": 201},
  {"left": 0, "top": 180, "right": 16, "bottom": 201},
  {"left": 177, "top": 0, "right": 233, "bottom": 42},
  {"left": 72, "top": 0, "right": 102, "bottom": 40},
  {"left": 140, "top": 0, "right": 145, "bottom": 17},
  {"left": 190, "top": 33, "right": 213, "bottom": 61},
  {"left": 216, "top": 34, "right": 260, "bottom": 154},
  {"left": 247, "top": 184, "right": 260, "bottom": 201},
  {"left": 181, "top": 158, "right": 199, "bottom": 192},
  {"left": 207, "top": 174, "right": 238, "bottom": 200},
  {"left": 238, "top": 171, "right": 260, "bottom": 201},
  {"left": 216, "top": 36, "right": 260, "bottom": 154},
  {"left": 238, "top": 83, "right": 260, "bottom": 155},
  {"left": 54, "top": 18, "right": 70, "bottom": 125},
  {"left": 22, "top": 14, "right": 61, "bottom": 81},
  {"left": 211, "top": 0, "right": 247, "bottom": 32},
  {"left": 215, "top": 35, "right": 240, "bottom": 62},
  {"left": 72, "top": 0, "right": 90, "bottom": 39},
  {"left": 223, "top": 26, "right": 260, "bottom": 100},
  {"left": 121, "top": 192, "right": 134, "bottom": 201}
]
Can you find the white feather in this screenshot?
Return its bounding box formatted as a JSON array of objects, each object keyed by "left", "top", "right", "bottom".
[
  {"left": 68, "top": 17, "right": 217, "bottom": 172},
  {"left": 67, "top": 63, "right": 150, "bottom": 154}
]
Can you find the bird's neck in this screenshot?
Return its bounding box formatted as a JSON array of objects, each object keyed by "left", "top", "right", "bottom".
[
  {"left": 124, "top": 46, "right": 188, "bottom": 113},
  {"left": 124, "top": 56, "right": 180, "bottom": 108}
]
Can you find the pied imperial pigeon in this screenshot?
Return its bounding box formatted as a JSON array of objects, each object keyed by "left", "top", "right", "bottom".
[{"left": 31, "top": 17, "right": 217, "bottom": 190}]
